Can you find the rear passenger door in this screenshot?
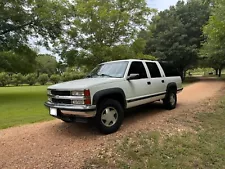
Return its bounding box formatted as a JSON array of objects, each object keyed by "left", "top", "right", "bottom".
[{"left": 145, "top": 62, "right": 167, "bottom": 96}]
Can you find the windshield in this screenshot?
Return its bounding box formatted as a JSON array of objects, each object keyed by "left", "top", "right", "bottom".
[{"left": 87, "top": 61, "right": 128, "bottom": 78}]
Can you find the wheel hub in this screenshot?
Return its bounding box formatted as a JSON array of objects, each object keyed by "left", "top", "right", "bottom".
[{"left": 101, "top": 107, "right": 118, "bottom": 127}]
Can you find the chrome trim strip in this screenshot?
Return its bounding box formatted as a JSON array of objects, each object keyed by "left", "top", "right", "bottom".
[
  {"left": 61, "top": 110, "right": 96, "bottom": 118},
  {"left": 44, "top": 102, "right": 96, "bottom": 110},
  {"left": 127, "top": 91, "right": 167, "bottom": 103},
  {"left": 48, "top": 95, "right": 86, "bottom": 100}
]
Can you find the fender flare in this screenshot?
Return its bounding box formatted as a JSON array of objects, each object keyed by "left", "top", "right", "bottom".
[
  {"left": 166, "top": 82, "right": 177, "bottom": 93},
  {"left": 92, "top": 88, "right": 127, "bottom": 108}
]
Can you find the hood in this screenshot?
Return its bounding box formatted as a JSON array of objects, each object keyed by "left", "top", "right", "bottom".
[{"left": 48, "top": 78, "right": 122, "bottom": 90}]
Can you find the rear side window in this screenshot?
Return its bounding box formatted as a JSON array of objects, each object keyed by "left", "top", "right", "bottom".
[
  {"left": 159, "top": 62, "right": 180, "bottom": 77},
  {"left": 146, "top": 62, "right": 162, "bottom": 78},
  {"left": 128, "top": 61, "right": 147, "bottom": 79}
]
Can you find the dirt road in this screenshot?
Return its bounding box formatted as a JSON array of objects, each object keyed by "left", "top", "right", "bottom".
[{"left": 0, "top": 81, "right": 224, "bottom": 169}]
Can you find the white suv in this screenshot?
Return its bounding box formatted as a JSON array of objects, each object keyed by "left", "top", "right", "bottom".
[{"left": 45, "top": 59, "right": 183, "bottom": 134}]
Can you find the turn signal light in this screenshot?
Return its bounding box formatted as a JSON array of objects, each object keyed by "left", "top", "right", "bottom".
[{"left": 84, "top": 89, "right": 91, "bottom": 105}]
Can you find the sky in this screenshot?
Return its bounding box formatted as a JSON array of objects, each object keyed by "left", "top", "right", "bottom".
[
  {"left": 38, "top": 0, "right": 182, "bottom": 55},
  {"left": 147, "top": 0, "right": 181, "bottom": 11}
]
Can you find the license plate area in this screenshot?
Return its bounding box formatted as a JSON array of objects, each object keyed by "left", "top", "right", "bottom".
[{"left": 50, "top": 108, "right": 57, "bottom": 116}]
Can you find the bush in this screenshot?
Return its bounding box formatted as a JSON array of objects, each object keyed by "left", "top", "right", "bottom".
[
  {"left": 25, "top": 73, "right": 37, "bottom": 86},
  {"left": 38, "top": 74, "right": 49, "bottom": 85},
  {"left": 61, "top": 72, "right": 85, "bottom": 82},
  {"left": 11, "top": 73, "right": 24, "bottom": 86},
  {"left": 50, "top": 74, "right": 61, "bottom": 84},
  {"left": 0, "top": 72, "right": 10, "bottom": 86}
]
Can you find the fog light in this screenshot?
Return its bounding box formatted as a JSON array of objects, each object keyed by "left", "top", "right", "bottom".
[{"left": 72, "top": 100, "right": 84, "bottom": 105}]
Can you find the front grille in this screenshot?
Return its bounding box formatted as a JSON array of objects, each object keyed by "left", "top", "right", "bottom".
[
  {"left": 51, "top": 90, "right": 71, "bottom": 96},
  {"left": 52, "top": 98, "right": 71, "bottom": 104}
]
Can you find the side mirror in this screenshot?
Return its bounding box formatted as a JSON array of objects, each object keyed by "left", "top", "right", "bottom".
[{"left": 127, "top": 74, "right": 140, "bottom": 80}]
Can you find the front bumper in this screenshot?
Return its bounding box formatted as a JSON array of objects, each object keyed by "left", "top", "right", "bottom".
[{"left": 44, "top": 102, "right": 96, "bottom": 118}]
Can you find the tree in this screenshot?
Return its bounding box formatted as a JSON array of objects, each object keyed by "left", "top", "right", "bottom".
[
  {"left": 11, "top": 73, "right": 24, "bottom": 86},
  {"left": 61, "top": 0, "right": 152, "bottom": 68},
  {"left": 36, "top": 54, "right": 57, "bottom": 75},
  {"left": 0, "top": 72, "right": 10, "bottom": 86},
  {"left": 38, "top": 74, "right": 49, "bottom": 85},
  {"left": 145, "top": 0, "right": 210, "bottom": 79},
  {"left": 201, "top": 0, "right": 225, "bottom": 77},
  {"left": 25, "top": 73, "right": 37, "bottom": 86},
  {"left": 0, "top": 0, "right": 72, "bottom": 71},
  {"left": 50, "top": 74, "right": 61, "bottom": 84},
  {"left": 0, "top": 45, "right": 37, "bottom": 73}
]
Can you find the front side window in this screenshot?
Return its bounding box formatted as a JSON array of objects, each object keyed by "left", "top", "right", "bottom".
[
  {"left": 146, "top": 62, "right": 162, "bottom": 78},
  {"left": 128, "top": 61, "right": 147, "bottom": 79},
  {"left": 88, "top": 61, "right": 128, "bottom": 78}
]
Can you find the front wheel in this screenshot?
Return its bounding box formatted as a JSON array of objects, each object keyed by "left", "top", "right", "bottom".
[
  {"left": 96, "top": 99, "right": 124, "bottom": 134},
  {"left": 163, "top": 90, "right": 177, "bottom": 110}
]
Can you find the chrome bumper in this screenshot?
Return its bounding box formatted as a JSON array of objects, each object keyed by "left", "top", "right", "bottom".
[{"left": 44, "top": 102, "right": 96, "bottom": 118}]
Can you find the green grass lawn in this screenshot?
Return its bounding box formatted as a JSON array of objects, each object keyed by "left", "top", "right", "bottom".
[
  {"left": 84, "top": 96, "right": 225, "bottom": 169},
  {"left": 0, "top": 86, "right": 52, "bottom": 129}
]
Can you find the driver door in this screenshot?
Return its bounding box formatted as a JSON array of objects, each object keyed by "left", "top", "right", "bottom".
[{"left": 123, "top": 61, "right": 151, "bottom": 108}]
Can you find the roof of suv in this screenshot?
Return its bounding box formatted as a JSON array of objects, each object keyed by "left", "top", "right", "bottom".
[{"left": 102, "top": 59, "right": 157, "bottom": 64}]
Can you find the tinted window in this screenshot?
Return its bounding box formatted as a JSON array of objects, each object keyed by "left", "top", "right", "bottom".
[
  {"left": 128, "top": 61, "right": 147, "bottom": 79},
  {"left": 159, "top": 62, "right": 180, "bottom": 77},
  {"left": 146, "top": 62, "right": 161, "bottom": 78}
]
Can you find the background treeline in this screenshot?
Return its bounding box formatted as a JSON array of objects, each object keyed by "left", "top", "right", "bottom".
[
  {"left": 0, "top": 0, "right": 225, "bottom": 86},
  {"left": 0, "top": 71, "right": 85, "bottom": 87}
]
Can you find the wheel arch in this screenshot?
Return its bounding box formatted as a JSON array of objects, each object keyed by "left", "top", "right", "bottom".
[
  {"left": 166, "top": 82, "right": 177, "bottom": 93},
  {"left": 92, "top": 88, "right": 127, "bottom": 109}
]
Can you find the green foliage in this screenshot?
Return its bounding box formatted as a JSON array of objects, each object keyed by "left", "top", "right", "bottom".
[
  {"left": 25, "top": 73, "right": 37, "bottom": 86},
  {"left": 50, "top": 74, "right": 61, "bottom": 84},
  {"left": 11, "top": 73, "right": 24, "bottom": 86},
  {"left": 61, "top": 72, "right": 85, "bottom": 82},
  {"left": 201, "top": 0, "right": 225, "bottom": 76},
  {"left": 0, "top": 72, "right": 10, "bottom": 86},
  {"left": 37, "top": 74, "right": 49, "bottom": 85},
  {"left": 36, "top": 54, "right": 57, "bottom": 75},
  {"left": 0, "top": 0, "right": 72, "bottom": 72},
  {"left": 145, "top": 0, "right": 210, "bottom": 78},
  {"left": 0, "top": 45, "right": 37, "bottom": 73},
  {"left": 61, "top": 0, "right": 152, "bottom": 67}
]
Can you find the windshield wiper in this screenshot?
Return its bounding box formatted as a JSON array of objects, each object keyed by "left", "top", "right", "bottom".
[{"left": 99, "top": 74, "right": 116, "bottom": 78}]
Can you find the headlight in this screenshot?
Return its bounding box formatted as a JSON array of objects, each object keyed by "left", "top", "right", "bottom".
[
  {"left": 72, "top": 100, "right": 84, "bottom": 105},
  {"left": 71, "top": 91, "right": 84, "bottom": 96},
  {"left": 48, "top": 97, "right": 52, "bottom": 102},
  {"left": 47, "top": 89, "right": 51, "bottom": 95}
]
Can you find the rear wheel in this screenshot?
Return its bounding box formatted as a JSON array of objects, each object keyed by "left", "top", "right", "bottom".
[
  {"left": 163, "top": 90, "right": 177, "bottom": 110},
  {"left": 96, "top": 99, "right": 124, "bottom": 134}
]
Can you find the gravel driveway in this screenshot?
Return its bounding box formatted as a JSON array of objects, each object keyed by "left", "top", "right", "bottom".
[{"left": 0, "top": 80, "right": 224, "bottom": 169}]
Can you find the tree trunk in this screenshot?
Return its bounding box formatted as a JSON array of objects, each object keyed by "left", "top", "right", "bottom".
[
  {"left": 218, "top": 68, "right": 222, "bottom": 77},
  {"left": 215, "top": 69, "right": 219, "bottom": 75}
]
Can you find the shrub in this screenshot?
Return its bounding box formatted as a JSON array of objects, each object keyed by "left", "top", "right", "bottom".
[
  {"left": 61, "top": 72, "right": 85, "bottom": 82},
  {"left": 11, "top": 73, "right": 24, "bottom": 86},
  {"left": 25, "top": 73, "right": 37, "bottom": 86},
  {"left": 38, "top": 74, "right": 49, "bottom": 85},
  {"left": 50, "top": 74, "right": 61, "bottom": 84},
  {"left": 0, "top": 72, "right": 10, "bottom": 86}
]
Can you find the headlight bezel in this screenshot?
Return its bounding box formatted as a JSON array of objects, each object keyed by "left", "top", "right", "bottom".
[
  {"left": 71, "top": 91, "right": 84, "bottom": 96},
  {"left": 47, "top": 89, "right": 51, "bottom": 95}
]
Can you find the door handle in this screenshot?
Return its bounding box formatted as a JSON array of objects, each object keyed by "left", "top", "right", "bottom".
[
  {"left": 162, "top": 80, "right": 165, "bottom": 83},
  {"left": 147, "top": 81, "right": 151, "bottom": 85}
]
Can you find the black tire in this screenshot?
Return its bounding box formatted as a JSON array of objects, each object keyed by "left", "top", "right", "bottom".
[
  {"left": 95, "top": 99, "right": 124, "bottom": 134},
  {"left": 163, "top": 90, "right": 177, "bottom": 110}
]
